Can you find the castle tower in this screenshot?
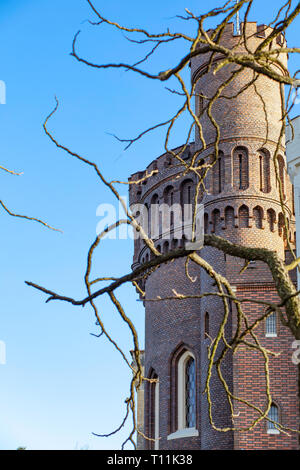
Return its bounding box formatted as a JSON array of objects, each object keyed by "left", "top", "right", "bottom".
[{"left": 129, "top": 22, "right": 299, "bottom": 450}]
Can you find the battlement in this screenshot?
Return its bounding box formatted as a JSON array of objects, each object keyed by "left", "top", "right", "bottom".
[
  {"left": 206, "top": 21, "right": 284, "bottom": 38},
  {"left": 191, "top": 21, "right": 287, "bottom": 84},
  {"left": 203, "top": 21, "right": 286, "bottom": 45}
]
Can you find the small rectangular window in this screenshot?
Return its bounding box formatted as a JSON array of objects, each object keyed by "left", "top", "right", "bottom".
[{"left": 266, "top": 312, "right": 277, "bottom": 337}]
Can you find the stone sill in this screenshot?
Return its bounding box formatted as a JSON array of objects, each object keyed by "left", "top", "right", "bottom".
[
  {"left": 267, "top": 429, "right": 280, "bottom": 435},
  {"left": 167, "top": 428, "right": 199, "bottom": 440}
]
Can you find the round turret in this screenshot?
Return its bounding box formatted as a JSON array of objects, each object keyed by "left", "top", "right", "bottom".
[{"left": 129, "top": 21, "right": 298, "bottom": 451}]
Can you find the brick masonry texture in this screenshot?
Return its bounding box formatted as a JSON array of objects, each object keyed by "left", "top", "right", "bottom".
[{"left": 128, "top": 21, "right": 299, "bottom": 450}]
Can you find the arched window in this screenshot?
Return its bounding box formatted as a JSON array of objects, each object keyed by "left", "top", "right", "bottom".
[
  {"left": 277, "top": 155, "right": 285, "bottom": 199},
  {"left": 233, "top": 146, "right": 249, "bottom": 190},
  {"left": 267, "top": 403, "right": 280, "bottom": 434},
  {"left": 150, "top": 194, "right": 159, "bottom": 239},
  {"left": 185, "top": 357, "right": 196, "bottom": 428},
  {"left": 267, "top": 209, "right": 276, "bottom": 232},
  {"left": 180, "top": 179, "right": 194, "bottom": 223},
  {"left": 212, "top": 152, "right": 224, "bottom": 195},
  {"left": 178, "top": 351, "right": 196, "bottom": 430},
  {"left": 204, "top": 312, "right": 209, "bottom": 338},
  {"left": 253, "top": 206, "right": 263, "bottom": 229},
  {"left": 204, "top": 213, "right": 209, "bottom": 234},
  {"left": 168, "top": 346, "right": 199, "bottom": 440},
  {"left": 259, "top": 148, "right": 271, "bottom": 193},
  {"left": 148, "top": 371, "right": 160, "bottom": 449},
  {"left": 266, "top": 312, "right": 277, "bottom": 337},
  {"left": 225, "top": 206, "right": 235, "bottom": 228},
  {"left": 238, "top": 205, "right": 249, "bottom": 228},
  {"left": 164, "top": 185, "right": 174, "bottom": 228},
  {"left": 212, "top": 209, "right": 221, "bottom": 233}
]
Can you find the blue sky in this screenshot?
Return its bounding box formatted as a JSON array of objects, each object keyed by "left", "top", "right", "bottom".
[{"left": 0, "top": 0, "right": 298, "bottom": 450}]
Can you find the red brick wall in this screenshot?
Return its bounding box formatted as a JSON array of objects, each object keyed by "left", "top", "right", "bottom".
[{"left": 129, "top": 21, "right": 299, "bottom": 450}]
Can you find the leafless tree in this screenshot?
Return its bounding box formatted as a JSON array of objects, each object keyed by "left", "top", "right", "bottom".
[{"left": 25, "top": 0, "right": 300, "bottom": 448}]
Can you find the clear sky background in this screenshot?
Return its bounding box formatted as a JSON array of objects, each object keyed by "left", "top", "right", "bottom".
[{"left": 0, "top": 0, "right": 298, "bottom": 450}]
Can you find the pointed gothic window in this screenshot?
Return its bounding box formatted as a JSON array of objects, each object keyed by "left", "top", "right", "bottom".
[
  {"left": 225, "top": 206, "right": 235, "bottom": 228},
  {"left": 238, "top": 205, "right": 249, "bottom": 228},
  {"left": 267, "top": 209, "right": 276, "bottom": 232},
  {"left": 185, "top": 357, "right": 196, "bottom": 428},
  {"left": 168, "top": 348, "right": 199, "bottom": 440},
  {"left": 253, "top": 206, "right": 263, "bottom": 229},
  {"left": 176, "top": 351, "right": 196, "bottom": 430}
]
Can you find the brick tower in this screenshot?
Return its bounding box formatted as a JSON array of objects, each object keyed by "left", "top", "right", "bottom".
[{"left": 129, "top": 22, "right": 299, "bottom": 450}]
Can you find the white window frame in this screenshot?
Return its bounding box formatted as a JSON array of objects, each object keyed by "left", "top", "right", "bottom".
[
  {"left": 167, "top": 351, "right": 199, "bottom": 440},
  {"left": 266, "top": 312, "right": 277, "bottom": 338}
]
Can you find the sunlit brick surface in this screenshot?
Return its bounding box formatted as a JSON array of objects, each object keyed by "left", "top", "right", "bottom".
[{"left": 129, "top": 21, "right": 299, "bottom": 450}]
